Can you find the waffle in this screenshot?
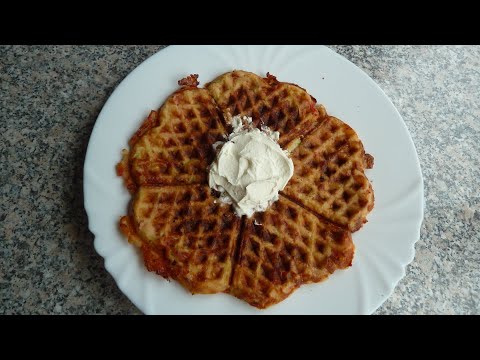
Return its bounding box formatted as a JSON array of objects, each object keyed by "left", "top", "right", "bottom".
[
  {"left": 117, "top": 71, "right": 374, "bottom": 309},
  {"left": 206, "top": 70, "right": 320, "bottom": 148},
  {"left": 128, "top": 80, "right": 227, "bottom": 186},
  {"left": 282, "top": 114, "right": 374, "bottom": 232},
  {"left": 120, "top": 185, "right": 241, "bottom": 293},
  {"left": 230, "top": 196, "right": 354, "bottom": 309}
]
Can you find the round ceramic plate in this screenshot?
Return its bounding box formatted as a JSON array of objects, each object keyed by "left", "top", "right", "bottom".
[{"left": 84, "top": 45, "right": 424, "bottom": 314}]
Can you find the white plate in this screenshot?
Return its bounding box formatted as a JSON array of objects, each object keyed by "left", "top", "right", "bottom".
[{"left": 84, "top": 45, "right": 424, "bottom": 314}]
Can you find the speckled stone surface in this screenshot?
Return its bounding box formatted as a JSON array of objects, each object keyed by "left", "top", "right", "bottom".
[{"left": 1, "top": 45, "right": 479, "bottom": 315}]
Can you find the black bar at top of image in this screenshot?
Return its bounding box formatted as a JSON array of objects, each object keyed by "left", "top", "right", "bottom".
[{"left": 1, "top": 5, "right": 478, "bottom": 45}]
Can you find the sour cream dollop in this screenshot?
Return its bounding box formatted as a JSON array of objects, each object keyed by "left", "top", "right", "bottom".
[{"left": 208, "top": 116, "right": 294, "bottom": 217}]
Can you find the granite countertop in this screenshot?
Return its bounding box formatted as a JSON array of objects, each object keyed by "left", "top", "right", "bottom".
[{"left": 1, "top": 45, "right": 479, "bottom": 315}]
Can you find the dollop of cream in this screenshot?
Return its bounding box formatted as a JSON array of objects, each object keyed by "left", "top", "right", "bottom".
[{"left": 208, "top": 116, "right": 294, "bottom": 217}]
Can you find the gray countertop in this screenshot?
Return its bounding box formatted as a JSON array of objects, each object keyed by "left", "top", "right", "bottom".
[{"left": 1, "top": 45, "right": 479, "bottom": 315}]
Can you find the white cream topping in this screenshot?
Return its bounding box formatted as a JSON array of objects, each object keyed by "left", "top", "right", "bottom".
[{"left": 208, "top": 116, "right": 294, "bottom": 217}]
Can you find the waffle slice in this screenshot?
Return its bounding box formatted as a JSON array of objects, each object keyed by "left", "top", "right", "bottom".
[
  {"left": 230, "top": 196, "right": 354, "bottom": 309},
  {"left": 206, "top": 70, "right": 320, "bottom": 148},
  {"left": 120, "top": 185, "right": 241, "bottom": 294},
  {"left": 282, "top": 114, "right": 374, "bottom": 232},
  {"left": 127, "top": 77, "right": 227, "bottom": 186}
]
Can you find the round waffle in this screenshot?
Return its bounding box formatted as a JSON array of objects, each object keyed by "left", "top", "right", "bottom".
[{"left": 117, "top": 71, "right": 374, "bottom": 309}]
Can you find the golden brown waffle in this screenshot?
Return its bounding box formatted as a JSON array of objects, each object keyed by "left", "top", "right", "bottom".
[
  {"left": 206, "top": 70, "right": 320, "bottom": 148},
  {"left": 120, "top": 185, "right": 241, "bottom": 294},
  {"left": 282, "top": 115, "right": 374, "bottom": 232},
  {"left": 128, "top": 83, "right": 227, "bottom": 186},
  {"left": 230, "top": 196, "right": 354, "bottom": 309},
  {"left": 117, "top": 72, "right": 374, "bottom": 309}
]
